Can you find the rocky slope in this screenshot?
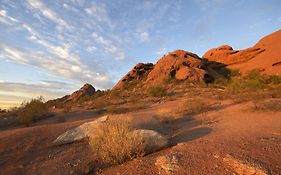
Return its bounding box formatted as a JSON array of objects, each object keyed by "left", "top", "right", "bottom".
[{"left": 203, "top": 30, "right": 281, "bottom": 75}]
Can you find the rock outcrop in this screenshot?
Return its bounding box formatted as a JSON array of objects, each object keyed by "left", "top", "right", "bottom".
[
  {"left": 67, "top": 83, "right": 96, "bottom": 101},
  {"left": 113, "top": 63, "right": 154, "bottom": 90},
  {"left": 203, "top": 30, "right": 281, "bottom": 75},
  {"left": 113, "top": 50, "right": 229, "bottom": 90}
]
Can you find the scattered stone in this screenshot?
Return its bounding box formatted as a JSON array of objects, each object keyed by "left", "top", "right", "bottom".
[{"left": 155, "top": 153, "right": 180, "bottom": 174}]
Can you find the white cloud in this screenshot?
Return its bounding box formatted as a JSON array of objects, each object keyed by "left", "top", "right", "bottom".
[
  {"left": 83, "top": 1, "right": 114, "bottom": 29},
  {"left": 0, "top": 44, "right": 113, "bottom": 89},
  {"left": 26, "top": 0, "right": 71, "bottom": 30},
  {"left": 85, "top": 6, "right": 97, "bottom": 15},
  {"left": 92, "top": 32, "right": 125, "bottom": 60},
  {"left": 0, "top": 9, "right": 18, "bottom": 25},
  {"left": 22, "top": 23, "right": 79, "bottom": 63},
  {"left": 138, "top": 31, "right": 150, "bottom": 42},
  {"left": 154, "top": 48, "right": 168, "bottom": 55},
  {"left": 71, "top": 65, "right": 81, "bottom": 73},
  {"left": 86, "top": 46, "right": 97, "bottom": 53}
]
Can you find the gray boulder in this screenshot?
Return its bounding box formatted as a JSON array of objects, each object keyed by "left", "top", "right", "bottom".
[
  {"left": 53, "top": 115, "right": 108, "bottom": 145},
  {"left": 53, "top": 116, "right": 168, "bottom": 153},
  {"left": 131, "top": 129, "right": 168, "bottom": 153}
]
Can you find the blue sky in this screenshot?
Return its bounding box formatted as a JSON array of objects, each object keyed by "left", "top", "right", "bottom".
[{"left": 0, "top": 0, "right": 281, "bottom": 108}]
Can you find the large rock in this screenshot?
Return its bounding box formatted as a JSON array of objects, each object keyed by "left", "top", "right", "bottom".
[
  {"left": 146, "top": 50, "right": 227, "bottom": 84},
  {"left": 131, "top": 129, "right": 168, "bottom": 153},
  {"left": 53, "top": 117, "right": 168, "bottom": 153},
  {"left": 53, "top": 115, "right": 108, "bottom": 145}
]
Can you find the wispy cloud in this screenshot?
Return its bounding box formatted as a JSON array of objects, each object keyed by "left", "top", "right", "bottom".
[
  {"left": 0, "top": 44, "right": 113, "bottom": 88},
  {"left": 26, "top": 0, "right": 71, "bottom": 30},
  {"left": 92, "top": 32, "right": 125, "bottom": 60},
  {"left": 0, "top": 9, "right": 18, "bottom": 25},
  {"left": 138, "top": 31, "right": 150, "bottom": 42}
]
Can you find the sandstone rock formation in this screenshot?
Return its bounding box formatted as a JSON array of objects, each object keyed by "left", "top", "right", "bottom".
[
  {"left": 113, "top": 50, "right": 228, "bottom": 90},
  {"left": 67, "top": 83, "right": 96, "bottom": 101},
  {"left": 113, "top": 63, "right": 154, "bottom": 90},
  {"left": 203, "top": 30, "right": 281, "bottom": 75}
]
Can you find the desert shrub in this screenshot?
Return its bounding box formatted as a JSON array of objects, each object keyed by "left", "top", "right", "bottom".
[
  {"left": 147, "top": 85, "right": 167, "bottom": 97},
  {"left": 18, "top": 96, "right": 49, "bottom": 126},
  {"left": 89, "top": 120, "right": 145, "bottom": 165},
  {"left": 223, "top": 70, "right": 279, "bottom": 93}
]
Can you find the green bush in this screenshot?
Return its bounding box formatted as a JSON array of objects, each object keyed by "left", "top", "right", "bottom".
[
  {"left": 147, "top": 85, "right": 167, "bottom": 97},
  {"left": 220, "top": 70, "right": 281, "bottom": 93},
  {"left": 18, "top": 96, "right": 49, "bottom": 126}
]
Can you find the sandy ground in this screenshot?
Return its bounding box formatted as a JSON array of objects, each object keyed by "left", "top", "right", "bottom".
[{"left": 0, "top": 93, "right": 281, "bottom": 175}]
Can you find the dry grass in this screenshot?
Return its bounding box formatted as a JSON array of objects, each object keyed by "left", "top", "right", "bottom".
[
  {"left": 89, "top": 120, "right": 145, "bottom": 165},
  {"left": 155, "top": 108, "right": 179, "bottom": 124}
]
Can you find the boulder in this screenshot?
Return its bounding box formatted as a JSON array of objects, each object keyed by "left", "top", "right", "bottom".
[
  {"left": 131, "top": 129, "right": 168, "bottom": 153},
  {"left": 53, "top": 116, "right": 168, "bottom": 153},
  {"left": 53, "top": 115, "right": 108, "bottom": 145}
]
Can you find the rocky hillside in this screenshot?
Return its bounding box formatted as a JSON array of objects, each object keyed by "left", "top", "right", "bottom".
[
  {"left": 203, "top": 30, "right": 281, "bottom": 75},
  {"left": 113, "top": 50, "right": 228, "bottom": 90}
]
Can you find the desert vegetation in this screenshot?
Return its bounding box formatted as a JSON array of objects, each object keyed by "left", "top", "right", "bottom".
[
  {"left": 89, "top": 120, "right": 145, "bottom": 165},
  {"left": 215, "top": 70, "right": 281, "bottom": 93},
  {"left": 17, "top": 96, "right": 49, "bottom": 126}
]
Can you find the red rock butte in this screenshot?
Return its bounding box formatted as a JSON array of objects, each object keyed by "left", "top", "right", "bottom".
[
  {"left": 113, "top": 50, "right": 228, "bottom": 90},
  {"left": 203, "top": 30, "right": 281, "bottom": 75}
]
